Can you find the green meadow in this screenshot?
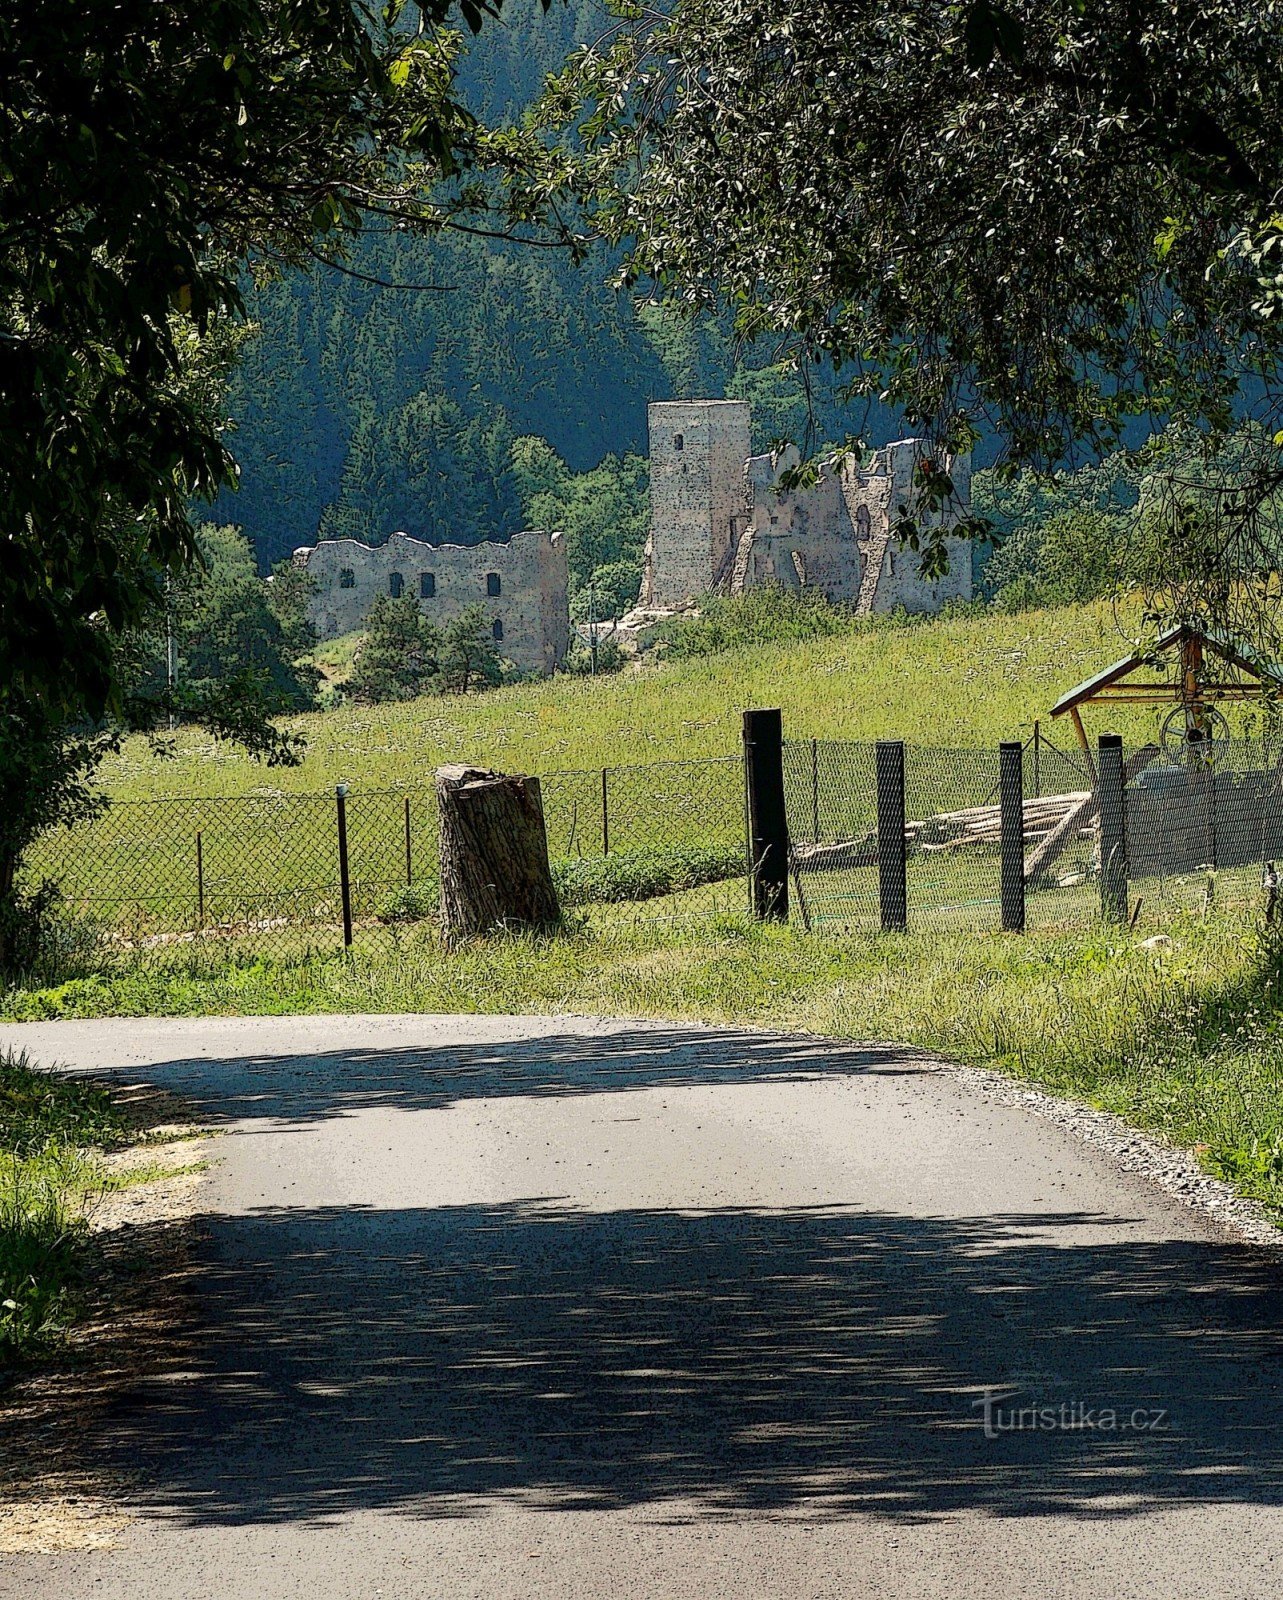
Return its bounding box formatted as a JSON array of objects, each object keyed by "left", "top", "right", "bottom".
[{"left": 96, "top": 600, "right": 1170, "bottom": 801}]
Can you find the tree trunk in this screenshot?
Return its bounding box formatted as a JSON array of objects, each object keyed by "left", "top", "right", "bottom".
[{"left": 436, "top": 764, "right": 561, "bottom": 943}]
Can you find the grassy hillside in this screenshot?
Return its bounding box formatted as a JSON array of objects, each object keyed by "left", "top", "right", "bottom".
[{"left": 101, "top": 600, "right": 1202, "bottom": 800}]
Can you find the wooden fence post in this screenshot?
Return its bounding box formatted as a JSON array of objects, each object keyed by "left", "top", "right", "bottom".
[
  {"left": 743, "top": 708, "right": 789, "bottom": 922},
  {"left": 876, "top": 740, "right": 907, "bottom": 932},
  {"left": 1098, "top": 734, "right": 1127, "bottom": 924},
  {"left": 336, "top": 783, "right": 353, "bottom": 948},
  {"left": 999, "top": 741, "right": 1025, "bottom": 932}
]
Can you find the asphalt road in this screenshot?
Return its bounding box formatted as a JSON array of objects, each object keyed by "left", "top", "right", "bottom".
[{"left": 4, "top": 1012, "right": 1283, "bottom": 1600}]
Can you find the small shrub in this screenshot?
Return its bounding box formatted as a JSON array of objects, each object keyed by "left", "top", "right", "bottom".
[
  {"left": 564, "top": 636, "right": 626, "bottom": 676},
  {"left": 376, "top": 883, "right": 438, "bottom": 924},
  {"left": 1, "top": 884, "right": 104, "bottom": 991},
  {"left": 553, "top": 844, "right": 744, "bottom": 905},
  {"left": 0, "top": 1050, "right": 128, "bottom": 1368},
  {"left": 0, "top": 1049, "right": 123, "bottom": 1156},
  {"left": 0, "top": 1145, "right": 95, "bottom": 1365}
]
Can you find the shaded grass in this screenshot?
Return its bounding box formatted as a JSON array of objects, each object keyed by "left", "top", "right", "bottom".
[
  {"left": 0, "top": 1054, "right": 131, "bottom": 1369},
  {"left": 0, "top": 1052, "right": 197, "bottom": 1371},
  {"left": 6, "top": 905, "right": 1283, "bottom": 1216}
]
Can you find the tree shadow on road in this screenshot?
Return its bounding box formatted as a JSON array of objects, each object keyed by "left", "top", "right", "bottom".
[
  {"left": 100, "top": 1026, "right": 925, "bottom": 1127},
  {"left": 98, "top": 1198, "right": 1283, "bottom": 1527}
]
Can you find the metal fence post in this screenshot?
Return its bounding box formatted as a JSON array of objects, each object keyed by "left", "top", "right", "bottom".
[
  {"left": 1098, "top": 734, "right": 1127, "bottom": 924},
  {"left": 336, "top": 783, "right": 353, "bottom": 948},
  {"left": 601, "top": 767, "right": 610, "bottom": 855},
  {"left": 811, "top": 737, "right": 820, "bottom": 841},
  {"left": 196, "top": 830, "right": 204, "bottom": 929},
  {"left": 1032, "top": 719, "right": 1041, "bottom": 798},
  {"left": 743, "top": 708, "right": 789, "bottom": 921},
  {"left": 876, "top": 740, "right": 907, "bottom": 932},
  {"left": 404, "top": 795, "right": 413, "bottom": 886},
  {"left": 999, "top": 741, "right": 1025, "bottom": 932}
]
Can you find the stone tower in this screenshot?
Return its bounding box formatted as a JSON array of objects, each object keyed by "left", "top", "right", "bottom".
[{"left": 642, "top": 399, "right": 752, "bottom": 607}]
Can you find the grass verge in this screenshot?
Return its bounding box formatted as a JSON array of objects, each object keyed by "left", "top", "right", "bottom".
[
  {"left": 5, "top": 907, "right": 1283, "bottom": 1215},
  {"left": 0, "top": 1051, "right": 200, "bottom": 1373}
]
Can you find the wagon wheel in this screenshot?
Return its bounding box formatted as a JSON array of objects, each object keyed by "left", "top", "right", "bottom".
[{"left": 1159, "top": 703, "right": 1232, "bottom": 767}]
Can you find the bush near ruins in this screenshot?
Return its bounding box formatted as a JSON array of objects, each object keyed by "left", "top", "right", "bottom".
[
  {"left": 655, "top": 588, "right": 876, "bottom": 659},
  {"left": 564, "top": 636, "right": 626, "bottom": 676},
  {"left": 348, "top": 601, "right": 505, "bottom": 705}
]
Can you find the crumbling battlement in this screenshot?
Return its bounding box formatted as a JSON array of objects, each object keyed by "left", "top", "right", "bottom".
[
  {"left": 295, "top": 529, "right": 569, "bottom": 677},
  {"left": 642, "top": 401, "right": 973, "bottom": 615}
]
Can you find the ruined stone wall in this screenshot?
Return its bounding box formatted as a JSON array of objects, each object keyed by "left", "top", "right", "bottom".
[
  {"left": 734, "top": 448, "right": 864, "bottom": 599},
  {"left": 296, "top": 529, "right": 569, "bottom": 676},
  {"left": 644, "top": 400, "right": 752, "bottom": 606},
  {"left": 647, "top": 404, "right": 973, "bottom": 617},
  {"left": 840, "top": 440, "right": 973, "bottom": 614}
]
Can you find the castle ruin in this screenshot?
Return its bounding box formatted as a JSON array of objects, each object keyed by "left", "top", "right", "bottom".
[
  {"left": 641, "top": 399, "right": 973, "bottom": 613},
  {"left": 296, "top": 529, "right": 569, "bottom": 677},
  {"left": 293, "top": 398, "right": 969, "bottom": 678}
]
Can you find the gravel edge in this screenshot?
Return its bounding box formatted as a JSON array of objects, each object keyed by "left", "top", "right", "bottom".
[{"left": 935, "top": 1056, "right": 1283, "bottom": 1256}]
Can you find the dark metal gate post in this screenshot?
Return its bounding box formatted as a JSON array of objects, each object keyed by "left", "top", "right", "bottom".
[
  {"left": 743, "top": 708, "right": 789, "bottom": 921},
  {"left": 1098, "top": 734, "right": 1127, "bottom": 924},
  {"left": 336, "top": 783, "right": 353, "bottom": 948},
  {"left": 876, "top": 740, "right": 907, "bottom": 932},
  {"left": 999, "top": 741, "right": 1025, "bottom": 932}
]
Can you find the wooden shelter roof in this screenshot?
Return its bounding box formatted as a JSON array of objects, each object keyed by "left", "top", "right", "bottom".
[{"left": 1049, "top": 622, "right": 1283, "bottom": 716}]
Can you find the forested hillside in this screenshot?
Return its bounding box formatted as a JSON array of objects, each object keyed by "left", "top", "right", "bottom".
[{"left": 215, "top": 0, "right": 860, "bottom": 582}]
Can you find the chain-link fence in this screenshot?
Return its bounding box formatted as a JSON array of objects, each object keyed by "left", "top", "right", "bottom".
[
  {"left": 21, "top": 730, "right": 1283, "bottom": 974},
  {"left": 23, "top": 755, "right": 751, "bottom": 964},
  {"left": 783, "top": 734, "right": 1283, "bottom": 933}
]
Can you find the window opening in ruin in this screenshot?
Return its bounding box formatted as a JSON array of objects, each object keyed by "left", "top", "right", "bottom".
[
  {"left": 339, "top": 568, "right": 355, "bottom": 589},
  {"left": 855, "top": 505, "right": 871, "bottom": 537},
  {"left": 492, "top": 618, "right": 504, "bottom": 642},
  {"left": 389, "top": 571, "right": 404, "bottom": 598},
  {"left": 486, "top": 572, "right": 501, "bottom": 597},
  {"left": 420, "top": 572, "right": 436, "bottom": 598},
  {"left": 674, "top": 433, "right": 684, "bottom": 451}
]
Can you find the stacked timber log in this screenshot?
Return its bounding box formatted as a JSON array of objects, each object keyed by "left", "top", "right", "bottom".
[
  {"left": 916, "top": 792, "right": 1093, "bottom": 852},
  {"left": 792, "top": 791, "right": 1094, "bottom": 875},
  {"left": 790, "top": 747, "right": 1160, "bottom": 887}
]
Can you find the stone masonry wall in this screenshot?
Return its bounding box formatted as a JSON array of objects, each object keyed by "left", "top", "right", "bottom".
[
  {"left": 644, "top": 400, "right": 752, "bottom": 606},
  {"left": 734, "top": 447, "right": 863, "bottom": 599},
  {"left": 839, "top": 440, "right": 973, "bottom": 613},
  {"left": 296, "top": 529, "right": 569, "bottom": 676},
  {"left": 645, "top": 402, "right": 972, "bottom": 615}
]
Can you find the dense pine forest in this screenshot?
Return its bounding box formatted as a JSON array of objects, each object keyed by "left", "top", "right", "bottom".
[
  {"left": 208, "top": 2, "right": 737, "bottom": 579},
  {"left": 213, "top": 0, "right": 865, "bottom": 592}
]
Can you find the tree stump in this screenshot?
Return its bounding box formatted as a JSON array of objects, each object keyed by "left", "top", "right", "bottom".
[{"left": 436, "top": 764, "right": 561, "bottom": 942}]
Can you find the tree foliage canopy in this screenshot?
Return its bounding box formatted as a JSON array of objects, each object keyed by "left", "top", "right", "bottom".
[
  {"left": 536, "top": 0, "right": 1283, "bottom": 477},
  {"left": 1, "top": 0, "right": 488, "bottom": 718}
]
